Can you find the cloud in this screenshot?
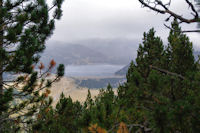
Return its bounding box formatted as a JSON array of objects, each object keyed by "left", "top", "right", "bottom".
[{"left": 47, "top": 0, "right": 200, "bottom": 48}]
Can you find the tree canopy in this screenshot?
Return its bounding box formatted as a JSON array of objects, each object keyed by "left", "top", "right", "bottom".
[
  {"left": 32, "top": 21, "right": 200, "bottom": 133},
  {"left": 0, "top": 0, "right": 64, "bottom": 131}
]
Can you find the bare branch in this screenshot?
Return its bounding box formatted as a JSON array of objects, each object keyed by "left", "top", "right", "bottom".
[
  {"left": 149, "top": 65, "right": 185, "bottom": 80},
  {"left": 164, "top": 23, "right": 200, "bottom": 32},
  {"left": 108, "top": 122, "right": 152, "bottom": 133},
  {"left": 139, "top": 0, "right": 166, "bottom": 14},
  {"left": 185, "top": 0, "right": 199, "bottom": 18},
  {"left": 138, "top": 0, "right": 200, "bottom": 24}
]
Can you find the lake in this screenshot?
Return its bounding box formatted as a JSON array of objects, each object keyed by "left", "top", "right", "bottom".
[{"left": 65, "top": 64, "right": 125, "bottom": 77}]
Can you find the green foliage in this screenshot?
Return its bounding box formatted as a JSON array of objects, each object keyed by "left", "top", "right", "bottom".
[
  {"left": 57, "top": 64, "right": 65, "bottom": 77},
  {"left": 117, "top": 21, "right": 200, "bottom": 132},
  {"left": 33, "top": 85, "right": 119, "bottom": 132},
  {"left": 33, "top": 93, "right": 83, "bottom": 133},
  {"left": 0, "top": 0, "right": 64, "bottom": 132},
  {"left": 136, "top": 28, "right": 165, "bottom": 79},
  {"left": 167, "top": 20, "right": 196, "bottom": 75},
  {"left": 0, "top": 88, "right": 13, "bottom": 114},
  {"left": 1, "top": 0, "right": 64, "bottom": 73},
  {"left": 86, "top": 84, "right": 117, "bottom": 129},
  {"left": 32, "top": 20, "right": 200, "bottom": 132}
]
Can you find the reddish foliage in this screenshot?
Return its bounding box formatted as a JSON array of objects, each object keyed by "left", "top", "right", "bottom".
[
  {"left": 38, "top": 62, "right": 45, "bottom": 70},
  {"left": 49, "top": 59, "right": 56, "bottom": 69}
]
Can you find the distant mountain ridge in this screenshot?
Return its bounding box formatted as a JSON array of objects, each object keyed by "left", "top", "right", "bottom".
[
  {"left": 41, "top": 43, "right": 109, "bottom": 66},
  {"left": 41, "top": 39, "right": 138, "bottom": 66},
  {"left": 115, "top": 64, "right": 130, "bottom": 76},
  {"left": 194, "top": 51, "right": 200, "bottom": 60}
]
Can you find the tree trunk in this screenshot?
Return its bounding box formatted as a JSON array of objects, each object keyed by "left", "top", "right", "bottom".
[{"left": 0, "top": 0, "right": 3, "bottom": 94}]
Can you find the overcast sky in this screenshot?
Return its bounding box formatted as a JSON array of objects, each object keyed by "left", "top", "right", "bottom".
[{"left": 47, "top": 0, "right": 200, "bottom": 48}]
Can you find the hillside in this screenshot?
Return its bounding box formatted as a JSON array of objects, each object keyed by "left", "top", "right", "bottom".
[
  {"left": 41, "top": 43, "right": 108, "bottom": 65},
  {"left": 41, "top": 39, "right": 138, "bottom": 66},
  {"left": 81, "top": 38, "right": 138, "bottom": 64},
  {"left": 115, "top": 64, "right": 130, "bottom": 76}
]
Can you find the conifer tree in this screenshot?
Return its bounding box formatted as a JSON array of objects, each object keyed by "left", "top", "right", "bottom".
[
  {"left": 81, "top": 85, "right": 117, "bottom": 131},
  {"left": 123, "top": 28, "right": 165, "bottom": 105},
  {"left": 32, "top": 93, "right": 82, "bottom": 132},
  {"left": 119, "top": 22, "right": 200, "bottom": 132},
  {"left": 136, "top": 28, "right": 164, "bottom": 79},
  {"left": 167, "top": 20, "right": 196, "bottom": 75},
  {"left": 22, "top": 20, "right": 200, "bottom": 132},
  {"left": 0, "top": 0, "right": 64, "bottom": 131},
  {"left": 118, "top": 28, "right": 166, "bottom": 132}
]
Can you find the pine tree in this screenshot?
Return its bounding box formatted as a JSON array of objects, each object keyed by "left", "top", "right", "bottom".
[
  {"left": 0, "top": 0, "right": 64, "bottom": 131},
  {"left": 123, "top": 28, "right": 165, "bottom": 105},
  {"left": 167, "top": 20, "right": 196, "bottom": 75},
  {"left": 136, "top": 28, "right": 165, "bottom": 80},
  {"left": 82, "top": 85, "right": 117, "bottom": 130},
  {"left": 32, "top": 93, "right": 83, "bottom": 132},
  {"left": 118, "top": 22, "right": 200, "bottom": 132}
]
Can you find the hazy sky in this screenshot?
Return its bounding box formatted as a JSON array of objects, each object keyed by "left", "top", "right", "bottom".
[{"left": 47, "top": 0, "right": 200, "bottom": 48}]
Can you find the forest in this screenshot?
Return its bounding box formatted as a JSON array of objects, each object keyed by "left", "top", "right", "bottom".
[{"left": 0, "top": 0, "right": 200, "bottom": 133}]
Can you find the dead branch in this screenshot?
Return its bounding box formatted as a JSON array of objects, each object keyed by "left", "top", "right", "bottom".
[
  {"left": 138, "top": 0, "right": 200, "bottom": 24},
  {"left": 164, "top": 23, "right": 200, "bottom": 32},
  {"left": 149, "top": 65, "right": 185, "bottom": 80}
]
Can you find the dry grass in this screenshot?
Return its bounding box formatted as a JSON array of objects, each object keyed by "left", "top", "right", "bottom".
[{"left": 49, "top": 76, "right": 100, "bottom": 106}]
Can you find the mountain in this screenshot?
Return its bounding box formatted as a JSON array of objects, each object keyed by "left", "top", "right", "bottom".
[
  {"left": 194, "top": 51, "right": 200, "bottom": 60},
  {"left": 41, "top": 39, "right": 138, "bottom": 66},
  {"left": 41, "top": 42, "right": 109, "bottom": 66},
  {"left": 74, "top": 77, "right": 126, "bottom": 89},
  {"left": 80, "top": 38, "right": 138, "bottom": 64},
  {"left": 115, "top": 64, "right": 130, "bottom": 76}
]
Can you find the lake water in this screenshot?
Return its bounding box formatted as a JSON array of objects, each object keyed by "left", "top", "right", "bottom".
[{"left": 65, "top": 64, "right": 125, "bottom": 77}]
